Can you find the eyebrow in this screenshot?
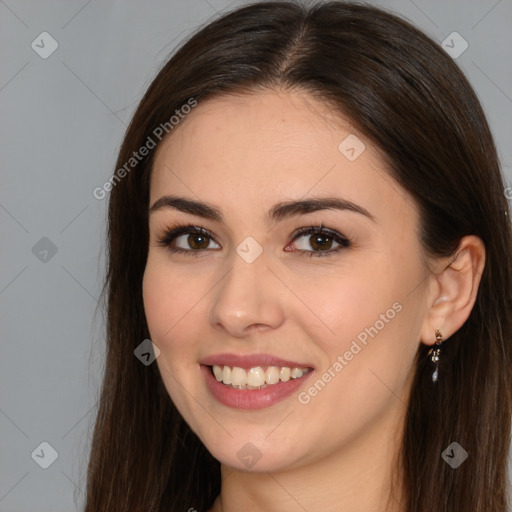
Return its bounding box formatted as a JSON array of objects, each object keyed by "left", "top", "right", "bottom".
[{"left": 148, "top": 194, "right": 375, "bottom": 224}]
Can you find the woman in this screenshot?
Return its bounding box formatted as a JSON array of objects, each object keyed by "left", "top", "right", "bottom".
[{"left": 84, "top": 2, "right": 512, "bottom": 511}]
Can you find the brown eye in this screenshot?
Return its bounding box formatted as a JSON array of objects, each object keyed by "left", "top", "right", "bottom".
[
  {"left": 288, "top": 226, "right": 351, "bottom": 257},
  {"left": 309, "top": 234, "right": 334, "bottom": 251},
  {"left": 157, "top": 224, "right": 220, "bottom": 255},
  {"left": 184, "top": 233, "right": 211, "bottom": 250}
]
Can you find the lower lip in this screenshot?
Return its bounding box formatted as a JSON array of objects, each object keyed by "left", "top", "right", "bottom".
[{"left": 201, "top": 364, "right": 315, "bottom": 410}]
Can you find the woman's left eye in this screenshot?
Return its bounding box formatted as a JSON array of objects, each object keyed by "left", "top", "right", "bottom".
[{"left": 287, "top": 226, "right": 351, "bottom": 257}]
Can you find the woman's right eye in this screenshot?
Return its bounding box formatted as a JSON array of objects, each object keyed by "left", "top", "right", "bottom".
[{"left": 157, "top": 224, "right": 220, "bottom": 255}]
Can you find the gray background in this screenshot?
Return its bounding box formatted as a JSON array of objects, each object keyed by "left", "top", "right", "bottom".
[{"left": 1, "top": 0, "right": 511, "bottom": 510}]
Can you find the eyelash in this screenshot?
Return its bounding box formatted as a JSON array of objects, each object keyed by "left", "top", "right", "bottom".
[{"left": 156, "top": 222, "right": 351, "bottom": 258}]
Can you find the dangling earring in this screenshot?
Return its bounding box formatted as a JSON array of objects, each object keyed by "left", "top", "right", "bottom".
[{"left": 427, "top": 329, "right": 443, "bottom": 383}]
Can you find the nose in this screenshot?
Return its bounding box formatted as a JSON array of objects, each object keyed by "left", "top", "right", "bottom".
[{"left": 208, "top": 249, "right": 285, "bottom": 338}]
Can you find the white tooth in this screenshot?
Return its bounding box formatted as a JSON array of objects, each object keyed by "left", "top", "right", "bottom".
[
  {"left": 291, "top": 368, "right": 304, "bottom": 379},
  {"left": 222, "top": 366, "right": 232, "bottom": 385},
  {"left": 217, "top": 365, "right": 309, "bottom": 388},
  {"left": 231, "top": 367, "right": 247, "bottom": 386},
  {"left": 246, "top": 367, "right": 266, "bottom": 387},
  {"left": 212, "top": 365, "right": 223, "bottom": 381},
  {"left": 265, "top": 366, "right": 280, "bottom": 385},
  {"left": 279, "top": 367, "right": 291, "bottom": 382}
]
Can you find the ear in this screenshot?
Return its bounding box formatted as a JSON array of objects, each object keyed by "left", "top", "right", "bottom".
[{"left": 419, "top": 235, "right": 486, "bottom": 345}]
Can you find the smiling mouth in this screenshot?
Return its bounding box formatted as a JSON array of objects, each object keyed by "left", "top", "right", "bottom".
[{"left": 209, "top": 364, "right": 313, "bottom": 390}]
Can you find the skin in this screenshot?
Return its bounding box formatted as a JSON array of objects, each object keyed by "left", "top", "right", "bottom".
[{"left": 142, "top": 90, "right": 485, "bottom": 511}]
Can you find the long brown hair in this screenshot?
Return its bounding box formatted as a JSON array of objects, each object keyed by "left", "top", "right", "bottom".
[{"left": 83, "top": 2, "right": 512, "bottom": 510}]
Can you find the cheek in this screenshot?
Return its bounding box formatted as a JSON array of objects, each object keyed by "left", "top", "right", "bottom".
[
  {"left": 142, "top": 262, "right": 204, "bottom": 420},
  {"left": 142, "top": 262, "right": 201, "bottom": 396},
  {"left": 142, "top": 260, "right": 200, "bottom": 346},
  {"left": 294, "top": 253, "right": 423, "bottom": 400},
  {"left": 142, "top": 264, "right": 175, "bottom": 344},
  {"left": 291, "top": 281, "right": 419, "bottom": 452},
  {"left": 295, "top": 268, "right": 399, "bottom": 355}
]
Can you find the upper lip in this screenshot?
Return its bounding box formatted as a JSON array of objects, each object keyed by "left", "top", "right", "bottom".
[{"left": 200, "top": 353, "right": 314, "bottom": 369}]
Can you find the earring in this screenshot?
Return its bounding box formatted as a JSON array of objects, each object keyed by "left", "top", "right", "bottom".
[{"left": 427, "top": 329, "right": 443, "bottom": 383}]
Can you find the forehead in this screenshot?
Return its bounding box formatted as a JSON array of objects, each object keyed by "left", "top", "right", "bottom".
[{"left": 149, "top": 90, "right": 416, "bottom": 224}]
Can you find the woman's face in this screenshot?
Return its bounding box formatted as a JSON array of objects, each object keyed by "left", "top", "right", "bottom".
[{"left": 143, "top": 90, "right": 432, "bottom": 472}]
